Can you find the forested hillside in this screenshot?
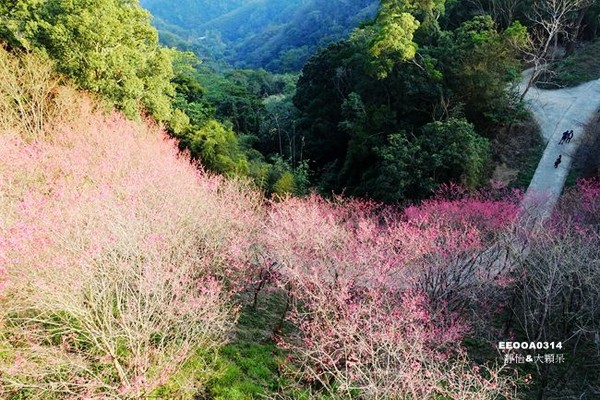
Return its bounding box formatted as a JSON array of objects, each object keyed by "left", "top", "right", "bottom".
[
  {"left": 1, "top": 0, "right": 600, "bottom": 398},
  {"left": 140, "top": 0, "right": 378, "bottom": 71}
]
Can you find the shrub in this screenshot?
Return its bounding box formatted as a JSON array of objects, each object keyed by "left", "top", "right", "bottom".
[{"left": 0, "top": 46, "right": 59, "bottom": 140}]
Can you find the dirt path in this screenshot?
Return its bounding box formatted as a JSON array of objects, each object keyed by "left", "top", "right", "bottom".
[{"left": 518, "top": 70, "right": 600, "bottom": 220}]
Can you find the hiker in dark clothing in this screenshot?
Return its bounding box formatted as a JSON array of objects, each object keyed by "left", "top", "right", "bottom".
[
  {"left": 559, "top": 130, "right": 569, "bottom": 144},
  {"left": 566, "top": 130, "right": 574, "bottom": 143},
  {"left": 554, "top": 154, "right": 562, "bottom": 168}
]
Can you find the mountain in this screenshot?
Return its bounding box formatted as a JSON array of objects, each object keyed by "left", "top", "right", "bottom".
[{"left": 139, "top": 0, "right": 378, "bottom": 71}]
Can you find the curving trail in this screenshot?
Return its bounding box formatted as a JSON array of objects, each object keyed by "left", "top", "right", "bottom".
[{"left": 518, "top": 70, "right": 600, "bottom": 220}]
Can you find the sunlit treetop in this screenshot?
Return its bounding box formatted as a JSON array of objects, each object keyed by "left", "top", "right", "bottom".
[{"left": 365, "top": 0, "right": 446, "bottom": 77}]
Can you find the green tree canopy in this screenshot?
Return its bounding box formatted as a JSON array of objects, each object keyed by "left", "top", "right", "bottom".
[
  {"left": 362, "top": 118, "right": 490, "bottom": 201},
  {"left": 2, "top": 0, "right": 175, "bottom": 120},
  {"left": 366, "top": 0, "right": 446, "bottom": 77},
  {"left": 430, "top": 15, "right": 526, "bottom": 128},
  {"left": 189, "top": 119, "right": 250, "bottom": 177}
]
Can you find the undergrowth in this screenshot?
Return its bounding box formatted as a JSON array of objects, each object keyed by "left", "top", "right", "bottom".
[{"left": 538, "top": 39, "right": 600, "bottom": 88}]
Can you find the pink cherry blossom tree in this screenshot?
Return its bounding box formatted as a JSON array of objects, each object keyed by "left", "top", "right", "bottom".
[
  {"left": 0, "top": 86, "right": 261, "bottom": 398},
  {"left": 262, "top": 191, "right": 521, "bottom": 398}
]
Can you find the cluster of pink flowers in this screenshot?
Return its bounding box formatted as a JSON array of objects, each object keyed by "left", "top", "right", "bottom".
[{"left": 260, "top": 189, "right": 523, "bottom": 397}]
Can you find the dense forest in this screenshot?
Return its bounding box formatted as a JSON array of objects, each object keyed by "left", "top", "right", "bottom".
[
  {"left": 143, "top": 0, "right": 600, "bottom": 202},
  {"left": 1, "top": 0, "right": 600, "bottom": 399}
]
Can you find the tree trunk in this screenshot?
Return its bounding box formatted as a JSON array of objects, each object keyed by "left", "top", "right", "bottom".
[
  {"left": 565, "top": 6, "right": 589, "bottom": 56},
  {"left": 520, "top": 65, "right": 541, "bottom": 102}
]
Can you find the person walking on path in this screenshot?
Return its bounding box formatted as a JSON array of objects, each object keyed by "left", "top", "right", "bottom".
[
  {"left": 559, "top": 130, "right": 569, "bottom": 144},
  {"left": 554, "top": 154, "right": 562, "bottom": 168},
  {"left": 566, "top": 130, "right": 574, "bottom": 143}
]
